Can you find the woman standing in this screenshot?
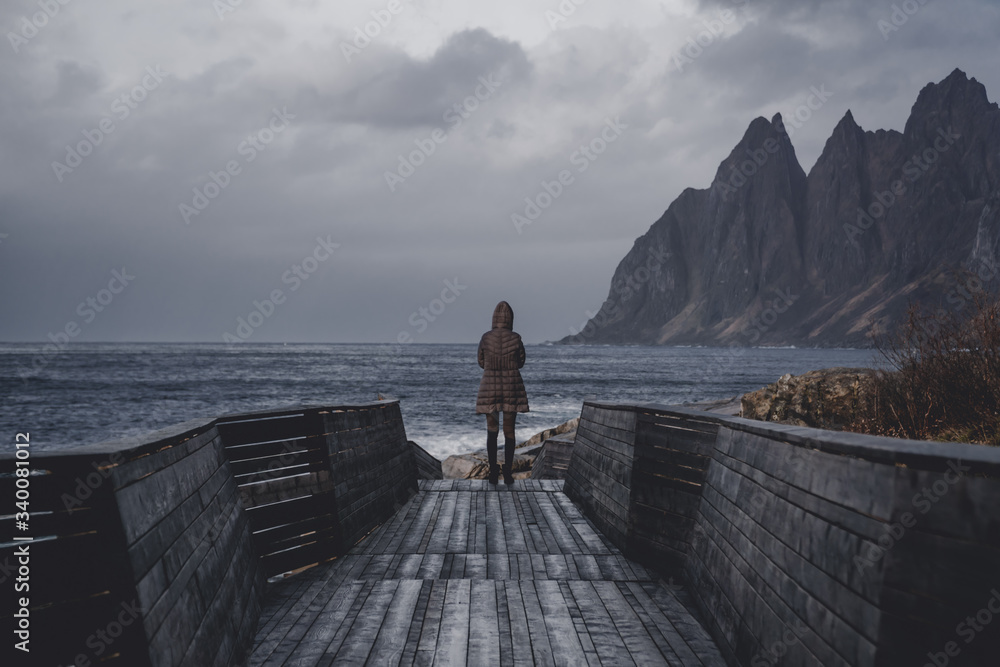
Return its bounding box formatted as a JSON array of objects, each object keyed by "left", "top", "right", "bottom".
[{"left": 475, "top": 301, "right": 529, "bottom": 485}]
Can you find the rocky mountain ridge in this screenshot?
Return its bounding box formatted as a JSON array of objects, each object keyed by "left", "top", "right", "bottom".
[{"left": 559, "top": 69, "right": 1000, "bottom": 347}]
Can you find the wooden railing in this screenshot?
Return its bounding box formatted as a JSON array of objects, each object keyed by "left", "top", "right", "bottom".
[
  {"left": 563, "top": 401, "right": 1000, "bottom": 667},
  {"left": 216, "top": 401, "right": 420, "bottom": 578},
  {"left": 0, "top": 399, "right": 437, "bottom": 667}
]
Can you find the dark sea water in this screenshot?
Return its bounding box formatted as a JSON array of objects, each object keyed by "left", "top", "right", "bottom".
[{"left": 0, "top": 343, "right": 878, "bottom": 459}]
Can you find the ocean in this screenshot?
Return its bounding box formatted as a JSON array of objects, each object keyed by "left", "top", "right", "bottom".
[{"left": 0, "top": 343, "right": 879, "bottom": 459}]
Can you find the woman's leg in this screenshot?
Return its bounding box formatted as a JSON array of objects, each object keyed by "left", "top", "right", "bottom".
[
  {"left": 485, "top": 412, "right": 499, "bottom": 484},
  {"left": 502, "top": 411, "right": 516, "bottom": 484}
]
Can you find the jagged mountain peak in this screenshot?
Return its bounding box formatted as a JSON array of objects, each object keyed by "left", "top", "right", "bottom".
[
  {"left": 905, "top": 68, "right": 997, "bottom": 138},
  {"left": 558, "top": 69, "right": 1000, "bottom": 347}
]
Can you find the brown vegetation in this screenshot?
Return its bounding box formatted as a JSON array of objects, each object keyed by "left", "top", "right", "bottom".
[{"left": 848, "top": 291, "right": 1000, "bottom": 445}]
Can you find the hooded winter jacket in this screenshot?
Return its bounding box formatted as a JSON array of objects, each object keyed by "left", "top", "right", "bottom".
[{"left": 475, "top": 301, "right": 529, "bottom": 414}]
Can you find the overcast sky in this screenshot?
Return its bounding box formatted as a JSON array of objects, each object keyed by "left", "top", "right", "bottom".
[{"left": 1, "top": 0, "right": 998, "bottom": 344}]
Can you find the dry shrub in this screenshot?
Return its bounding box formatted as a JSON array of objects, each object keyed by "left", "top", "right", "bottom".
[{"left": 849, "top": 290, "right": 1000, "bottom": 445}]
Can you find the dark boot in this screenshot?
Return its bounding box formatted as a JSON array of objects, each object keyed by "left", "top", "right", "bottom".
[
  {"left": 503, "top": 437, "right": 515, "bottom": 485},
  {"left": 487, "top": 431, "right": 499, "bottom": 485}
]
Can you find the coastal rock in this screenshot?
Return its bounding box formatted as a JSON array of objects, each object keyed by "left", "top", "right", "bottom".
[
  {"left": 740, "top": 367, "right": 875, "bottom": 429},
  {"left": 441, "top": 418, "right": 579, "bottom": 480},
  {"left": 558, "top": 69, "right": 1000, "bottom": 347},
  {"left": 517, "top": 418, "right": 579, "bottom": 448}
]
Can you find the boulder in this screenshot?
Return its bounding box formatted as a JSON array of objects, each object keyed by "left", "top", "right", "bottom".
[
  {"left": 441, "top": 418, "right": 578, "bottom": 480},
  {"left": 740, "top": 367, "right": 875, "bottom": 429}
]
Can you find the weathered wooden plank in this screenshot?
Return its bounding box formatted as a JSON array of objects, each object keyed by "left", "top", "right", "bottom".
[
  {"left": 616, "top": 581, "right": 685, "bottom": 665},
  {"left": 486, "top": 491, "right": 507, "bottom": 555},
  {"left": 503, "top": 580, "right": 534, "bottom": 667},
  {"left": 640, "top": 580, "right": 730, "bottom": 667},
  {"left": 332, "top": 579, "right": 400, "bottom": 663},
  {"left": 498, "top": 491, "right": 528, "bottom": 554},
  {"left": 367, "top": 579, "right": 423, "bottom": 665},
  {"left": 217, "top": 412, "right": 319, "bottom": 448},
  {"left": 415, "top": 579, "right": 447, "bottom": 664},
  {"left": 399, "top": 579, "right": 434, "bottom": 666},
  {"left": 593, "top": 580, "right": 672, "bottom": 665},
  {"left": 316, "top": 580, "right": 377, "bottom": 666},
  {"left": 447, "top": 491, "right": 471, "bottom": 554},
  {"left": 416, "top": 553, "right": 445, "bottom": 579},
  {"left": 435, "top": 579, "right": 472, "bottom": 666},
  {"left": 519, "top": 580, "right": 555, "bottom": 664},
  {"left": 474, "top": 491, "right": 488, "bottom": 554},
  {"left": 468, "top": 580, "right": 501, "bottom": 664},
  {"left": 277, "top": 580, "right": 366, "bottom": 667},
  {"left": 535, "top": 579, "right": 589, "bottom": 665},
  {"left": 465, "top": 554, "right": 488, "bottom": 579},
  {"left": 399, "top": 490, "right": 441, "bottom": 553},
  {"left": 567, "top": 579, "right": 637, "bottom": 666}
]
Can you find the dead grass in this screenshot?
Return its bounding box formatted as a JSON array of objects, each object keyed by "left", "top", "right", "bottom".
[{"left": 848, "top": 289, "right": 1000, "bottom": 446}]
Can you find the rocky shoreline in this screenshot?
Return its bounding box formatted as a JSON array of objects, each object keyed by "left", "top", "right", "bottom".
[
  {"left": 440, "top": 418, "right": 579, "bottom": 480},
  {"left": 438, "top": 367, "right": 874, "bottom": 479}
]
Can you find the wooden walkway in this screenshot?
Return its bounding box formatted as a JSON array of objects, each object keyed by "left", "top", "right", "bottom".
[{"left": 245, "top": 480, "right": 725, "bottom": 666}]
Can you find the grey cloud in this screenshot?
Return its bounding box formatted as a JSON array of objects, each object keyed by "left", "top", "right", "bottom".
[
  {"left": 1, "top": 2, "right": 999, "bottom": 346},
  {"left": 318, "top": 28, "right": 532, "bottom": 129}
]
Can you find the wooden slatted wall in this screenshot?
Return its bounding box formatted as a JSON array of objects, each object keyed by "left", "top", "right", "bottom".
[
  {"left": 323, "top": 402, "right": 418, "bottom": 549},
  {"left": 562, "top": 402, "right": 637, "bottom": 551},
  {"left": 217, "top": 400, "right": 419, "bottom": 579},
  {"left": 411, "top": 441, "right": 444, "bottom": 480},
  {"left": 629, "top": 406, "right": 718, "bottom": 574},
  {"left": 0, "top": 449, "right": 151, "bottom": 666},
  {"left": 685, "top": 422, "right": 1000, "bottom": 667},
  {"left": 217, "top": 408, "right": 338, "bottom": 578},
  {"left": 531, "top": 434, "right": 575, "bottom": 480}
]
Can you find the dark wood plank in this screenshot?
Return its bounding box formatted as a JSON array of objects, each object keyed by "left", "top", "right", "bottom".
[
  {"left": 367, "top": 579, "right": 423, "bottom": 665},
  {"left": 435, "top": 579, "right": 472, "bottom": 665},
  {"left": 415, "top": 579, "right": 447, "bottom": 664},
  {"left": 534, "top": 579, "right": 589, "bottom": 666},
  {"left": 468, "top": 580, "right": 501, "bottom": 664},
  {"left": 566, "top": 579, "right": 637, "bottom": 666}
]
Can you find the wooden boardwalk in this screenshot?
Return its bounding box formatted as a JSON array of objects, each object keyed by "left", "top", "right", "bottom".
[{"left": 246, "top": 480, "right": 725, "bottom": 666}]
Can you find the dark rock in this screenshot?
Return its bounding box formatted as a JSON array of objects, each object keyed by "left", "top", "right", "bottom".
[
  {"left": 441, "top": 418, "right": 579, "bottom": 480},
  {"left": 740, "top": 367, "right": 875, "bottom": 429}
]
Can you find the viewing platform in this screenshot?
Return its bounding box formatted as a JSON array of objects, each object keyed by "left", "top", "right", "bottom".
[
  {"left": 247, "top": 479, "right": 722, "bottom": 666},
  {"left": 3, "top": 399, "right": 999, "bottom": 666}
]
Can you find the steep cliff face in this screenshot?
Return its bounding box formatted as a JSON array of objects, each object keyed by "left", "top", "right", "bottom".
[{"left": 561, "top": 69, "right": 1000, "bottom": 347}]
